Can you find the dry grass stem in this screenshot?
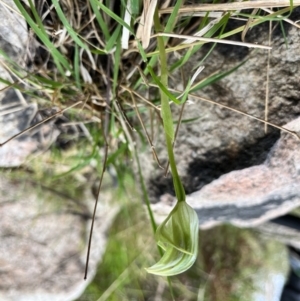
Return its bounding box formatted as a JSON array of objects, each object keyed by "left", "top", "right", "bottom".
[
  {"left": 121, "top": 85, "right": 161, "bottom": 112},
  {"left": 190, "top": 93, "right": 300, "bottom": 140},
  {"left": 264, "top": 21, "right": 272, "bottom": 133},
  {"left": 116, "top": 95, "right": 135, "bottom": 131},
  {"left": 130, "top": 92, "right": 164, "bottom": 169},
  {"left": 0, "top": 101, "right": 83, "bottom": 147},
  {"left": 160, "top": 1, "right": 299, "bottom": 14},
  {"left": 262, "top": 7, "right": 300, "bottom": 28},
  {"left": 136, "top": 0, "right": 158, "bottom": 48},
  {"left": 152, "top": 33, "right": 272, "bottom": 49},
  {"left": 112, "top": 100, "right": 135, "bottom": 152},
  {"left": 122, "top": 0, "right": 131, "bottom": 49},
  {"left": 241, "top": 8, "right": 259, "bottom": 42},
  {"left": 84, "top": 124, "right": 109, "bottom": 280},
  {"left": 182, "top": 17, "right": 223, "bottom": 44},
  {"left": 0, "top": 0, "right": 23, "bottom": 17}
]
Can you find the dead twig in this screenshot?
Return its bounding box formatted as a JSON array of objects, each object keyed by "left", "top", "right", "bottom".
[
  {"left": 160, "top": 1, "right": 299, "bottom": 14},
  {"left": 0, "top": 100, "right": 83, "bottom": 147}
]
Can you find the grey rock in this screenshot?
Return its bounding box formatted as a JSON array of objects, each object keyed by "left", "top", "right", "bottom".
[
  {"left": 152, "top": 118, "right": 300, "bottom": 229},
  {"left": 0, "top": 173, "right": 119, "bottom": 301},
  {"left": 256, "top": 222, "right": 300, "bottom": 250},
  {"left": 0, "top": 89, "right": 60, "bottom": 167},
  {"left": 188, "top": 117, "right": 300, "bottom": 228},
  {"left": 0, "top": 0, "right": 28, "bottom": 61}
]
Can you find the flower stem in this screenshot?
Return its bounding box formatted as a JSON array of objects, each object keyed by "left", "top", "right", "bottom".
[{"left": 153, "top": 8, "right": 186, "bottom": 203}]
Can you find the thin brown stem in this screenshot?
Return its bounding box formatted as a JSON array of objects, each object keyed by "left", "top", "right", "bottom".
[
  {"left": 84, "top": 55, "right": 112, "bottom": 279},
  {"left": 84, "top": 125, "right": 108, "bottom": 280},
  {"left": 130, "top": 92, "right": 164, "bottom": 170},
  {"left": 265, "top": 20, "right": 272, "bottom": 133},
  {"left": 0, "top": 100, "right": 82, "bottom": 147}
]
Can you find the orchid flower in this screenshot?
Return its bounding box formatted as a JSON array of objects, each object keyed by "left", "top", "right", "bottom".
[{"left": 146, "top": 202, "right": 199, "bottom": 276}]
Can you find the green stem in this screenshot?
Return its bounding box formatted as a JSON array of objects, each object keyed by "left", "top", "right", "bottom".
[
  {"left": 153, "top": 9, "right": 185, "bottom": 203},
  {"left": 165, "top": 131, "right": 185, "bottom": 202}
]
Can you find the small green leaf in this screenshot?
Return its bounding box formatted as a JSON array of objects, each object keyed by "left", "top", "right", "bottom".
[
  {"left": 13, "top": 0, "right": 71, "bottom": 74},
  {"left": 147, "top": 66, "right": 180, "bottom": 104},
  {"left": 146, "top": 202, "right": 199, "bottom": 276}
]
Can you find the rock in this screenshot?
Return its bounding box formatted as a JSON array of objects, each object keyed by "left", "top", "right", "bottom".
[
  {"left": 0, "top": 173, "right": 119, "bottom": 301},
  {"left": 152, "top": 117, "right": 300, "bottom": 243},
  {"left": 257, "top": 220, "right": 300, "bottom": 250},
  {"left": 0, "top": 89, "right": 60, "bottom": 167},
  {"left": 188, "top": 117, "right": 300, "bottom": 228},
  {"left": 0, "top": 0, "right": 28, "bottom": 61}
]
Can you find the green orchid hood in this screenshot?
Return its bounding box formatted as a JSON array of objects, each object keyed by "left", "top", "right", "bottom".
[{"left": 146, "top": 201, "right": 199, "bottom": 276}]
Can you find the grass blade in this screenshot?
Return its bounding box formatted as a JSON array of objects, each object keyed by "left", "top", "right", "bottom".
[
  {"left": 74, "top": 44, "right": 81, "bottom": 90},
  {"left": 113, "top": 36, "right": 122, "bottom": 95},
  {"left": 98, "top": 1, "right": 134, "bottom": 34},
  {"left": 105, "top": 24, "right": 122, "bottom": 52},
  {"left": 13, "top": 0, "right": 71, "bottom": 74},
  {"left": 190, "top": 60, "right": 248, "bottom": 93},
  {"left": 147, "top": 66, "right": 181, "bottom": 105},
  {"left": 51, "top": 0, "right": 89, "bottom": 50},
  {"left": 89, "top": 0, "right": 110, "bottom": 41}
]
